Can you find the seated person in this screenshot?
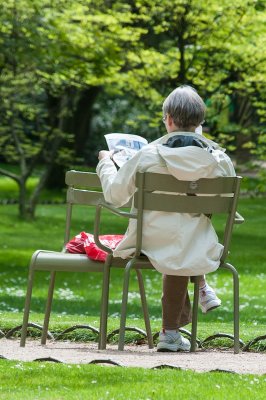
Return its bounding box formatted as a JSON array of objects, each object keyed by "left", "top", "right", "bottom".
[{"left": 96, "top": 85, "right": 235, "bottom": 352}]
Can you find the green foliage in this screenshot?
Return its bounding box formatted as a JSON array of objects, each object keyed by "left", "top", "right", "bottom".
[
  {"left": 250, "top": 123, "right": 266, "bottom": 191},
  {"left": 0, "top": 0, "right": 154, "bottom": 216},
  {"left": 0, "top": 0, "right": 266, "bottom": 214},
  {"left": 92, "top": 0, "right": 266, "bottom": 158}
]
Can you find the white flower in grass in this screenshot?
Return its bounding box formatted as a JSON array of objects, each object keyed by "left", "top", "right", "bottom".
[
  {"left": 128, "top": 292, "right": 140, "bottom": 300},
  {"left": 12, "top": 363, "right": 24, "bottom": 370},
  {"left": 5, "top": 287, "right": 24, "bottom": 297},
  {"left": 55, "top": 287, "right": 83, "bottom": 301},
  {"left": 110, "top": 312, "right": 119, "bottom": 318}
]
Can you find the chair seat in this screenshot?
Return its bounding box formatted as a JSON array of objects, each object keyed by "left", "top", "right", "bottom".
[
  {"left": 32, "top": 250, "right": 105, "bottom": 272},
  {"left": 31, "top": 250, "right": 154, "bottom": 273}
]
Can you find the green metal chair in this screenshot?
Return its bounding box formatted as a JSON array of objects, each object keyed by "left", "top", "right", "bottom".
[
  {"left": 20, "top": 170, "right": 153, "bottom": 349},
  {"left": 95, "top": 172, "right": 243, "bottom": 353}
]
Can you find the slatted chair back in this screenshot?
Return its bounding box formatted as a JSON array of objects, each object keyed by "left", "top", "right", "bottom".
[
  {"left": 64, "top": 170, "right": 104, "bottom": 246},
  {"left": 108, "top": 172, "right": 243, "bottom": 353},
  {"left": 133, "top": 172, "right": 241, "bottom": 263}
]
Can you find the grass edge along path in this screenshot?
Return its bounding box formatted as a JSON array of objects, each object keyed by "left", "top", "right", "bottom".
[{"left": 0, "top": 359, "right": 265, "bottom": 400}]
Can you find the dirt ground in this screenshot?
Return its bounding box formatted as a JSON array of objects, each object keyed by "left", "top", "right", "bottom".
[{"left": 0, "top": 338, "right": 265, "bottom": 375}]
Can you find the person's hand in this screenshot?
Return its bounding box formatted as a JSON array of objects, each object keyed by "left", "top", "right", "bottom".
[{"left": 98, "top": 150, "right": 112, "bottom": 161}]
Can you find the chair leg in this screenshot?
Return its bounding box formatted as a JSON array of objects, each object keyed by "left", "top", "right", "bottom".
[
  {"left": 41, "top": 271, "right": 56, "bottom": 345},
  {"left": 98, "top": 254, "right": 112, "bottom": 350},
  {"left": 233, "top": 270, "right": 240, "bottom": 354},
  {"left": 118, "top": 259, "right": 134, "bottom": 351},
  {"left": 20, "top": 268, "right": 35, "bottom": 347},
  {"left": 136, "top": 269, "right": 153, "bottom": 349},
  {"left": 190, "top": 276, "right": 200, "bottom": 352},
  {"left": 221, "top": 263, "right": 240, "bottom": 354}
]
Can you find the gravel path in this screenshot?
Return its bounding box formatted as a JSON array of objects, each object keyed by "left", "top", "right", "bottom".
[{"left": 1, "top": 339, "right": 266, "bottom": 375}]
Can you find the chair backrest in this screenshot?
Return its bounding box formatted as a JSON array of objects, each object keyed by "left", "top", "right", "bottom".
[
  {"left": 64, "top": 170, "right": 104, "bottom": 245},
  {"left": 134, "top": 172, "right": 242, "bottom": 261}
]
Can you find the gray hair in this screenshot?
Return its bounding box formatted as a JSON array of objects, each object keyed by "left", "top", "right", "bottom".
[{"left": 162, "top": 85, "right": 206, "bottom": 129}]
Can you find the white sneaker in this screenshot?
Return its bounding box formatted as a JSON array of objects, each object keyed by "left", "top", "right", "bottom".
[
  {"left": 199, "top": 285, "right": 221, "bottom": 313},
  {"left": 157, "top": 330, "right": 191, "bottom": 352}
]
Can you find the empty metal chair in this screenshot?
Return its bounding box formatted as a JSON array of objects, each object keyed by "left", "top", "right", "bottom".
[{"left": 20, "top": 170, "right": 153, "bottom": 349}]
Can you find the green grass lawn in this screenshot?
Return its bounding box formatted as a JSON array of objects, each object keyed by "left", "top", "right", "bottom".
[
  {"left": 0, "top": 174, "right": 65, "bottom": 204},
  {"left": 0, "top": 198, "right": 265, "bottom": 347},
  {"left": 0, "top": 360, "right": 265, "bottom": 400},
  {"left": 0, "top": 180, "right": 265, "bottom": 398}
]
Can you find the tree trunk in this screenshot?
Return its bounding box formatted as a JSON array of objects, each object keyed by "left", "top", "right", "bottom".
[
  {"left": 177, "top": 2, "right": 191, "bottom": 84},
  {"left": 18, "top": 178, "right": 28, "bottom": 219},
  {"left": 45, "top": 86, "right": 100, "bottom": 189},
  {"left": 73, "top": 86, "right": 101, "bottom": 157},
  {"left": 27, "top": 135, "right": 64, "bottom": 218},
  {"left": 231, "top": 93, "right": 256, "bottom": 164}
]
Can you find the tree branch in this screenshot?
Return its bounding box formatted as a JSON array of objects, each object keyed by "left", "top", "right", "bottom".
[{"left": 0, "top": 168, "right": 19, "bottom": 182}]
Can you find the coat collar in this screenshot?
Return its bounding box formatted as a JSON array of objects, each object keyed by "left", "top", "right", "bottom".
[{"left": 151, "top": 131, "right": 224, "bottom": 151}]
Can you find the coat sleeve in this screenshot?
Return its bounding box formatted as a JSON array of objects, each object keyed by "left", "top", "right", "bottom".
[
  {"left": 96, "top": 151, "right": 143, "bottom": 207},
  {"left": 211, "top": 149, "right": 236, "bottom": 177}
]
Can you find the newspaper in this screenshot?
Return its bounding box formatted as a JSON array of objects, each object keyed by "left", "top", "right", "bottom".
[{"left": 104, "top": 133, "right": 148, "bottom": 167}]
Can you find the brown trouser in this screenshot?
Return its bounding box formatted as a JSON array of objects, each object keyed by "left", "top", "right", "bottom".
[{"left": 161, "top": 275, "right": 192, "bottom": 330}]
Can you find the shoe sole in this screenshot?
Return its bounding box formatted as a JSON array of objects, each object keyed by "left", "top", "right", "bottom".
[
  {"left": 200, "top": 299, "right": 221, "bottom": 314},
  {"left": 157, "top": 348, "right": 190, "bottom": 352},
  {"left": 157, "top": 343, "right": 190, "bottom": 352}
]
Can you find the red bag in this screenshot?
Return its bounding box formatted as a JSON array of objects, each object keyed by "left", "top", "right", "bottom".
[{"left": 66, "top": 232, "right": 124, "bottom": 262}]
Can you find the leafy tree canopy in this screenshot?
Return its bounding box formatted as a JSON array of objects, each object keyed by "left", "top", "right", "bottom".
[{"left": 0, "top": 0, "right": 265, "bottom": 218}]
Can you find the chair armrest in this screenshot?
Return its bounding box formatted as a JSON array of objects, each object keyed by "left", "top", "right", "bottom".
[
  {"left": 98, "top": 200, "right": 137, "bottom": 219},
  {"left": 93, "top": 201, "right": 137, "bottom": 254},
  {"left": 234, "top": 212, "right": 244, "bottom": 224}
]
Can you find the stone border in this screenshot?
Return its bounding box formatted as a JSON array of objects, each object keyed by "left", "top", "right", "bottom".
[{"left": 1, "top": 324, "right": 265, "bottom": 352}]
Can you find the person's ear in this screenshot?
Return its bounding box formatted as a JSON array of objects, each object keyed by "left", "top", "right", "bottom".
[{"left": 167, "top": 115, "right": 174, "bottom": 127}]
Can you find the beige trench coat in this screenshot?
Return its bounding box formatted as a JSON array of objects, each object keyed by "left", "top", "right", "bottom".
[{"left": 96, "top": 131, "right": 235, "bottom": 276}]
